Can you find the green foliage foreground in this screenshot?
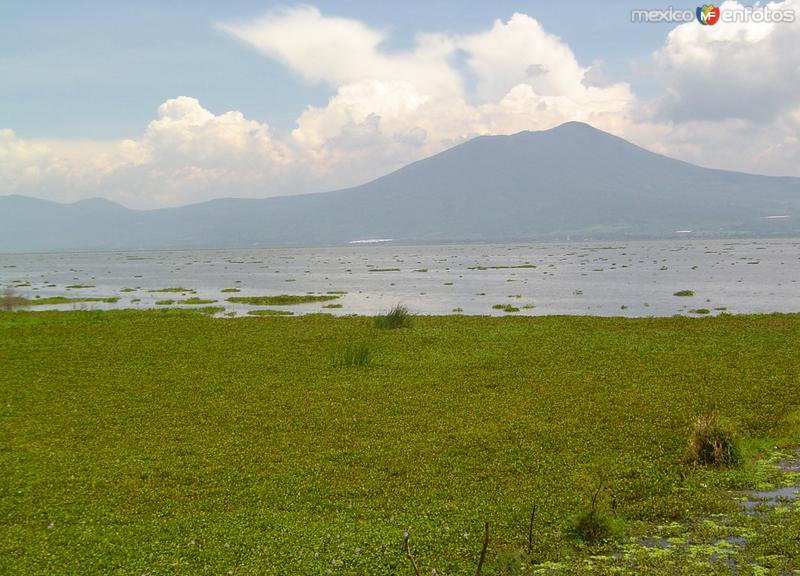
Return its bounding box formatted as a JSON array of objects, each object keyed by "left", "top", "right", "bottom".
[{"left": 1, "top": 310, "right": 799, "bottom": 574}]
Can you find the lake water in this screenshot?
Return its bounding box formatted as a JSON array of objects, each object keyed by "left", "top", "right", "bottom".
[{"left": 1, "top": 238, "right": 798, "bottom": 317}]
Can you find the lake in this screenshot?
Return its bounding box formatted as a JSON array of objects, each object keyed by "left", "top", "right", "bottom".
[{"left": 1, "top": 238, "right": 798, "bottom": 317}]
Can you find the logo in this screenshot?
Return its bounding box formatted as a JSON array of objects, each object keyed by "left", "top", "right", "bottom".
[{"left": 696, "top": 4, "right": 721, "bottom": 25}]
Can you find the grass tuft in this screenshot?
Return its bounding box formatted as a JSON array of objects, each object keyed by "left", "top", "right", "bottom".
[
  {"left": 374, "top": 304, "right": 412, "bottom": 329},
  {"left": 332, "top": 343, "right": 372, "bottom": 367},
  {"left": 685, "top": 412, "right": 740, "bottom": 468}
]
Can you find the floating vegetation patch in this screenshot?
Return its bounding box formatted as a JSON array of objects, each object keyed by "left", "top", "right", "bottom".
[
  {"left": 27, "top": 296, "right": 119, "bottom": 306},
  {"left": 148, "top": 287, "right": 194, "bottom": 293},
  {"left": 227, "top": 294, "right": 340, "bottom": 305},
  {"left": 493, "top": 304, "right": 520, "bottom": 312},
  {"left": 674, "top": 290, "right": 695, "bottom": 297},
  {"left": 181, "top": 298, "right": 217, "bottom": 305},
  {"left": 468, "top": 264, "right": 536, "bottom": 270},
  {"left": 247, "top": 309, "right": 294, "bottom": 316}
]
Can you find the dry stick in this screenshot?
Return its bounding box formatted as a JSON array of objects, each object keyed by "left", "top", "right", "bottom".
[
  {"left": 588, "top": 479, "right": 606, "bottom": 540},
  {"left": 404, "top": 533, "right": 421, "bottom": 576},
  {"left": 475, "top": 521, "right": 490, "bottom": 576},
  {"left": 527, "top": 504, "right": 536, "bottom": 555}
]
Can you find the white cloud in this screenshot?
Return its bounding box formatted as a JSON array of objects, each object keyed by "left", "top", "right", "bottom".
[
  {"left": 649, "top": 0, "right": 800, "bottom": 123},
  {"left": 3, "top": 5, "right": 799, "bottom": 208},
  {"left": 627, "top": 0, "right": 800, "bottom": 176},
  {"left": 283, "top": 11, "right": 635, "bottom": 185},
  {"left": 218, "top": 6, "right": 462, "bottom": 97},
  {"left": 1, "top": 97, "right": 296, "bottom": 208}
]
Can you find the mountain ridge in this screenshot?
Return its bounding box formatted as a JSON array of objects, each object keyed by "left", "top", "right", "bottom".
[{"left": 1, "top": 122, "right": 798, "bottom": 252}]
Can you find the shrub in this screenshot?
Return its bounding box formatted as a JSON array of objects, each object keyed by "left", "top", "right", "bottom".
[
  {"left": 374, "top": 304, "right": 412, "bottom": 329},
  {"left": 685, "top": 412, "right": 740, "bottom": 467},
  {"left": 572, "top": 481, "right": 623, "bottom": 544},
  {"left": 332, "top": 343, "right": 371, "bottom": 367},
  {"left": 2, "top": 286, "right": 28, "bottom": 311}
]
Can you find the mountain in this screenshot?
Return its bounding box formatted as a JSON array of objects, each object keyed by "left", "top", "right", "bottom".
[{"left": 1, "top": 122, "right": 798, "bottom": 252}]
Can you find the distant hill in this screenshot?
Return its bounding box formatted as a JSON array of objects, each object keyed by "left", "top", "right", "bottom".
[{"left": 1, "top": 122, "right": 798, "bottom": 252}]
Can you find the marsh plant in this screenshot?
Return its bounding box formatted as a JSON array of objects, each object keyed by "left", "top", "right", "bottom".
[
  {"left": 2, "top": 286, "right": 27, "bottom": 311},
  {"left": 572, "top": 480, "right": 623, "bottom": 543},
  {"left": 685, "top": 412, "right": 740, "bottom": 468},
  {"left": 374, "top": 304, "right": 412, "bottom": 329},
  {"left": 332, "top": 343, "right": 372, "bottom": 367}
]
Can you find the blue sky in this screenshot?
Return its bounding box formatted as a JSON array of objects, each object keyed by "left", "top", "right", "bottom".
[
  {"left": 1, "top": 1, "right": 678, "bottom": 138},
  {"left": 1, "top": 1, "right": 798, "bottom": 207}
]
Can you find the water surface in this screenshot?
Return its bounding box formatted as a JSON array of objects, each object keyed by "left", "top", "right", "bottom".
[{"left": 2, "top": 239, "right": 798, "bottom": 317}]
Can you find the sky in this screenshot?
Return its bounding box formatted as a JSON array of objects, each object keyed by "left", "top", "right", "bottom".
[{"left": 1, "top": 0, "right": 798, "bottom": 208}]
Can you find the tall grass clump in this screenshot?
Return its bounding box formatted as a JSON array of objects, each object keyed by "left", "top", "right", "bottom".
[
  {"left": 685, "top": 412, "right": 740, "bottom": 467},
  {"left": 332, "top": 343, "right": 372, "bottom": 367},
  {"left": 374, "top": 304, "right": 412, "bottom": 329}
]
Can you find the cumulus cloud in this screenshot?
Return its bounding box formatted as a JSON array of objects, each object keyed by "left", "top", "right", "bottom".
[
  {"left": 628, "top": 0, "right": 800, "bottom": 176},
  {"left": 277, "top": 11, "right": 635, "bottom": 184},
  {"left": 1, "top": 97, "right": 296, "bottom": 208},
  {"left": 218, "top": 6, "right": 462, "bottom": 97},
  {"left": 649, "top": 0, "right": 800, "bottom": 123},
  {"left": 3, "top": 4, "right": 799, "bottom": 208}
]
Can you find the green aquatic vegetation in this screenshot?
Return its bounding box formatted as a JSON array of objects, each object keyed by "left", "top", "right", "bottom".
[
  {"left": 155, "top": 299, "right": 175, "bottom": 305},
  {"left": 689, "top": 309, "right": 711, "bottom": 315},
  {"left": 247, "top": 309, "right": 294, "bottom": 316},
  {"left": 180, "top": 298, "right": 217, "bottom": 305},
  {"left": 26, "top": 296, "right": 119, "bottom": 305},
  {"left": 674, "top": 290, "right": 695, "bottom": 297},
  {"left": 120, "top": 287, "right": 136, "bottom": 293},
  {"left": 220, "top": 288, "right": 240, "bottom": 293},
  {"left": 1, "top": 311, "right": 799, "bottom": 574},
  {"left": 226, "top": 294, "right": 340, "bottom": 305},
  {"left": 148, "top": 287, "right": 194, "bottom": 293},
  {"left": 493, "top": 304, "right": 520, "bottom": 312},
  {"left": 65, "top": 284, "right": 95, "bottom": 289},
  {"left": 323, "top": 303, "right": 343, "bottom": 309},
  {"left": 368, "top": 268, "right": 401, "bottom": 272},
  {"left": 468, "top": 264, "right": 536, "bottom": 270}
]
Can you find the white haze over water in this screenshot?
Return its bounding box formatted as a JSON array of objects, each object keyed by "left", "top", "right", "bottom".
[{"left": 1, "top": 239, "right": 798, "bottom": 317}]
